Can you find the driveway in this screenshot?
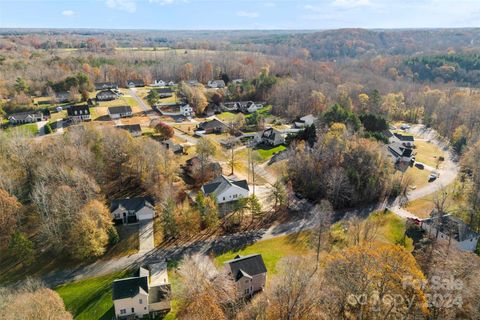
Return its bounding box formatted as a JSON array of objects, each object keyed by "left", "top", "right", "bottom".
[
  {"left": 139, "top": 219, "right": 154, "bottom": 253},
  {"left": 37, "top": 120, "right": 48, "bottom": 136},
  {"left": 129, "top": 88, "right": 150, "bottom": 114}
]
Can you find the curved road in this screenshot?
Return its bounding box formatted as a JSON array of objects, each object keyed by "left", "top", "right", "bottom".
[{"left": 42, "top": 125, "right": 459, "bottom": 287}]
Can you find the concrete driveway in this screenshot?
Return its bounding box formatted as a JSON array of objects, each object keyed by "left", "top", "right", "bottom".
[{"left": 139, "top": 219, "right": 154, "bottom": 253}]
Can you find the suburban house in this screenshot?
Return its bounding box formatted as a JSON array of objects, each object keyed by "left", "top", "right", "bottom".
[
  {"left": 167, "top": 81, "right": 176, "bottom": 86},
  {"left": 117, "top": 124, "right": 142, "bottom": 137},
  {"left": 195, "top": 118, "right": 229, "bottom": 135},
  {"left": 221, "top": 102, "right": 239, "bottom": 112},
  {"left": 96, "top": 89, "right": 118, "bottom": 101},
  {"left": 201, "top": 175, "right": 249, "bottom": 204},
  {"left": 207, "top": 80, "right": 226, "bottom": 88},
  {"left": 110, "top": 197, "right": 155, "bottom": 224},
  {"left": 224, "top": 254, "right": 267, "bottom": 298},
  {"left": 8, "top": 111, "right": 43, "bottom": 124},
  {"left": 150, "top": 80, "right": 166, "bottom": 87},
  {"left": 261, "top": 128, "right": 285, "bottom": 147},
  {"left": 95, "top": 82, "right": 118, "bottom": 90},
  {"left": 152, "top": 87, "right": 174, "bottom": 98},
  {"left": 294, "top": 114, "right": 318, "bottom": 128},
  {"left": 156, "top": 103, "right": 193, "bottom": 117},
  {"left": 420, "top": 214, "right": 480, "bottom": 252},
  {"left": 392, "top": 132, "right": 415, "bottom": 148},
  {"left": 67, "top": 105, "right": 91, "bottom": 122},
  {"left": 387, "top": 142, "right": 414, "bottom": 167},
  {"left": 231, "top": 79, "right": 243, "bottom": 84},
  {"left": 161, "top": 139, "right": 184, "bottom": 154},
  {"left": 113, "top": 263, "right": 171, "bottom": 319},
  {"left": 108, "top": 106, "right": 133, "bottom": 119},
  {"left": 126, "top": 80, "right": 145, "bottom": 88},
  {"left": 240, "top": 101, "right": 263, "bottom": 114}
]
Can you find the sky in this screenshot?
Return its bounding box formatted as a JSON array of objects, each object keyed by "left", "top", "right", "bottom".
[{"left": 1, "top": 0, "right": 480, "bottom": 30}]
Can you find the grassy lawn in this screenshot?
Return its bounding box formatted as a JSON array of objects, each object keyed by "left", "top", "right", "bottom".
[
  {"left": 216, "top": 112, "right": 238, "bottom": 122},
  {"left": 5, "top": 123, "right": 39, "bottom": 135},
  {"left": 256, "top": 145, "right": 286, "bottom": 161},
  {"left": 56, "top": 270, "right": 131, "bottom": 320},
  {"left": 405, "top": 180, "right": 469, "bottom": 219},
  {"left": 370, "top": 212, "right": 414, "bottom": 251},
  {"left": 394, "top": 166, "right": 431, "bottom": 189},
  {"left": 414, "top": 140, "right": 445, "bottom": 168},
  {"left": 215, "top": 232, "right": 311, "bottom": 275}
]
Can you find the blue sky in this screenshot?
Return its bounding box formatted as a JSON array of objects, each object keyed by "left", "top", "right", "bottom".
[{"left": 1, "top": 0, "right": 480, "bottom": 29}]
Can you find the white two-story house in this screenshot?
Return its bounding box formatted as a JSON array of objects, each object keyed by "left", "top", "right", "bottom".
[{"left": 201, "top": 175, "right": 249, "bottom": 204}]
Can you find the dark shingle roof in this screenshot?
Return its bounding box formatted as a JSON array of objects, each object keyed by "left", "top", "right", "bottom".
[
  {"left": 108, "top": 105, "right": 132, "bottom": 115},
  {"left": 112, "top": 276, "right": 149, "bottom": 300},
  {"left": 8, "top": 111, "right": 43, "bottom": 121},
  {"left": 117, "top": 124, "right": 142, "bottom": 134},
  {"left": 394, "top": 133, "right": 414, "bottom": 142},
  {"left": 67, "top": 105, "right": 90, "bottom": 116},
  {"left": 198, "top": 119, "right": 228, "bottom": 130},
  {"left": 110, "top": 197, "right": 154, "bottom": 213},
  {"left": 201, "top": 175, "right": 249, "bottom": 196},
  {"left": 95, "top": 82, "right": 118, "bottom": 90},
  {"left": 225, "top": 254, "right": 267, "bottom": 281}
]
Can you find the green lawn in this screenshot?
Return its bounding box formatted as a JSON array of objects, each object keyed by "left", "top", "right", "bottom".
[
  {"left": 215, "top": 233, "right": 311, "bottom": 275},
  {"left": 56, "top": 270, "right": 131, "bottom": 320},
  {"left": 216, "top": 112, "right": 237, "bottom": 122},
  {"left": 5, "top": 123, "right": 39, "bottom": 135},
  {"left": 370, "top": 212, "right": 414, "bottom": 251},
  {"left": 256, "top": 145, "right": 286, "bottom": 161}
]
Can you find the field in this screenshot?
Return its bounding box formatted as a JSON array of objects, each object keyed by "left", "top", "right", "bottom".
[{"left": 56, "top": 270, "right": 131, "bottom": 320}]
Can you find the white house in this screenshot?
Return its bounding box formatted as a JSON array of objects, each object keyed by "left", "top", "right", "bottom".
[
  {"left": 108, "top": 106, "right": 133, "bottom": 119},
  {"left": 201, "top": 175, "right": 249, "bottom": 204},
  {"left": 113, "top": 263, "right": 171, "bottom": 319},
  {"left": 420, "top": 214, "right": 480, "bottom": 252},
  {"left": 207, "top": 80, "right": 226, "bottom": 88},
  {"left": 110, "top": 197, "right": 155, "bottom": 224},
  {"left": 224, "top": 254, "right": 267, "bottom": 298},
  {"left": 294, "top": 114, "right": 318, "bottom": 128},
  {"left": 67, "top": 105, "right": 91, "bottom": 122},
  {"left": 150, "top": 80, "right": 166, "bottom": 87},
  {"left": 157, "top": 103, "right": 193, "bottom": 117}
]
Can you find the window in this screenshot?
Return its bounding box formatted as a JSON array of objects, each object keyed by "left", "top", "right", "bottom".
[
  {"left": 131, "top": 308, "right": 135, "bottom": 313},
  {"left": 244, "top": 288, "right": 249, "bottom": 295},
  {"left": 144, "top": 307, "right": 147, "bottom": 310},
  {"left": 223, "top": 197, "right": 225, "bottom": 201},
  {"left": 120, "top": 309, "right": 126, "bottom": 315},
  {"left": 139, "top": 299, "right": 142, "bottom": 304}
]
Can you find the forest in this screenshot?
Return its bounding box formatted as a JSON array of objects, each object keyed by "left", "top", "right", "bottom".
[{"left": 1, "top": 28, "right": 480, "bottom": 320}]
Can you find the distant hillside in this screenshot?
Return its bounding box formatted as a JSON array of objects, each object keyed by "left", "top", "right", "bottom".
[{"left": 235, "top": 28, "right": 480, "bottom": 60}]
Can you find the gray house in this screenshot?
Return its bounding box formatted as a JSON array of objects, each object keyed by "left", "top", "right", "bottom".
[
  {"left": 117, "top": 124, "right": 142, "bottom": 137},
  {"left": 261, "top": 128, "right": 285, "bottom": 147},
  {"left": 108, "top": 106, "right": 133, "bottom": 119},
  {"left": 95, "top": 82, "right": 118, "bottom": 90},
  {"left": 8, "top": 111, "right": 43, "bottom": 124},
  {"left": 224, "top": 254, "right": 267, "bottom": 298},
  {"left": 110, "top": 197, "right": 155, "bottom": 224},
  {"left": 96, "top": 89, "right": 118, "bottom": 101}
]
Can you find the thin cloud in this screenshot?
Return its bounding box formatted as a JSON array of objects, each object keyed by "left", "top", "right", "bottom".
[
  {"left": 61, "top": 10, "right": 75, "bottom": 17},
  {"left": 105, "top": 0, "right": 137, "bottom": 13},
  {"left": 148, "top": 0, "right": 188, "bottom": 5},
  {"left": 264, "top": 2, "right": 276, "bottom": 7},
  {"left": 236, "top": 10, "right": 259, "bottom": 18},
  {"left": 332, "top": 0, "right": 372, "bottom": 8}
]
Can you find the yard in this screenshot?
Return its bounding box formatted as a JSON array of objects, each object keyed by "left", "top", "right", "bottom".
[
  {"left": 256, "top": 145, "right": 286, "bottom": 161},
  {"left": 215, "top": 232, "right": 311, "bottom": 275},
  {"left": 56, "top": 270, "right": 131, "bottom": 320},
  {"left": 413, "top": 140, "right": 445, "bottom": 168},
  {"left": 102, "top": 224, "right": 139, "bottom": 259},
  {"left": 404, "top": 180, "right": 469, "bottom": 219}
]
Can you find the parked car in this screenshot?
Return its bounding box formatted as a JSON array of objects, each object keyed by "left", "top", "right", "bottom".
[
  {"left": 428, "top": 172, "right": 439, "bottom": 181},
  {"left": 415, "top": 162, "right": 425, "bottom": 169}
]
